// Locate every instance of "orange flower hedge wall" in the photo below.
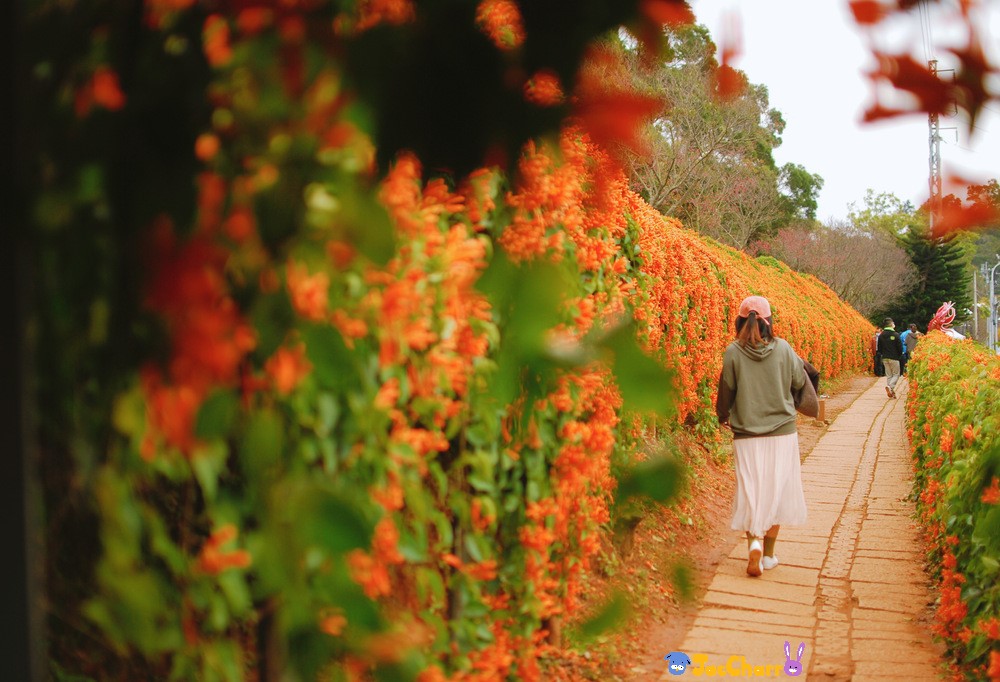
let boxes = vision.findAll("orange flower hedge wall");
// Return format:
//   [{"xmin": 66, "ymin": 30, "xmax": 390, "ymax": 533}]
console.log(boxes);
[
  {"xmin": 906, "ymin": 332, "xmax": 1000, "ymax": 681},
  {"xmin": 30, "ymin": 2, "xmax": 873, "ymax": 680}
]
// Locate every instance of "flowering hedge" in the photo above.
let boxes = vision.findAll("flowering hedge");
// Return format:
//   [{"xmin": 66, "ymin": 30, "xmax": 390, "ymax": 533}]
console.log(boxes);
[
  {"xmin": 906, "ymin": 332, "xmax": 1000, "ymax": 681},
  {"xmin": 29, "ymin": 2, "xmax": 874, "ymax": 681}
]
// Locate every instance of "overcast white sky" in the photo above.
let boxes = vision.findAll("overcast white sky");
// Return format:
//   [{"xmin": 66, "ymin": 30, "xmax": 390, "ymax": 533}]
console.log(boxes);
[{"xmin": 691, "ymin": 0, "xmax": 1000, "ymax": 223}]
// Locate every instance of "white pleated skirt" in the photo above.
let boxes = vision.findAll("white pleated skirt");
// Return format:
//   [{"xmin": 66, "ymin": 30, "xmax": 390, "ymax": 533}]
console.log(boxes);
[{"xmin": 730, "ymin": 432, "xmax": 808, "ymax": 538}]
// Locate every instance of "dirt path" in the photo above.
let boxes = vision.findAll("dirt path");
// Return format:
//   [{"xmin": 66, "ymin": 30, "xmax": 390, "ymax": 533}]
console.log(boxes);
[
  {"xmin": 617, "ymin": 375, "xmax": 876, "ymax": 680},
  {"xmin": 646, "ymin": 376, "xmax": 946, "ymax": 681}
]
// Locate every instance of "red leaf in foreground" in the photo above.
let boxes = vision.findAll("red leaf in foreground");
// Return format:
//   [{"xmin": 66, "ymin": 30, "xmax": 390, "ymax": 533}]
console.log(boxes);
[
  {"xmin": 861, "ymin": 101, "xmax": 910, "ymax": 123},
  {"xmin": 849, "ymin": 0, "xmax": 888, "ymax": 25},
  {"xmin": 713, "ymin": 64, "xmax": 744, "ymax": 101},
  {"xmin": 932, "ymin": 201, "xmax": 1000, "ymax": 237},
  {"xmin": 573, "ymin": 48, "xmax": 663, "ymax": 162},
  {"xmin": 640, "ymin": 0, "xmax": 695, "ymax": 28},
  {"xmin": 948, "ymin": 36, "xmax": 996, "ymax": 129},
  {"xmin": 712, "ymin": 14, "xmax": 744, "ymax": 101},
  {"xmin": 868, "ymin": 52, "xmax": 953, "ymax": 114}
]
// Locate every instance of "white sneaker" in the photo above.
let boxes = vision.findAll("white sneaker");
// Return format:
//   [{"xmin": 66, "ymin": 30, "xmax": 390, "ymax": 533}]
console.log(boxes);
[
  {"xmin": 747, "ymin": 539, "xmax": 763, "ymax": 577},
  {"xmin": 762, "ymin": 555, "xmax": 779, "ymax": 570}
]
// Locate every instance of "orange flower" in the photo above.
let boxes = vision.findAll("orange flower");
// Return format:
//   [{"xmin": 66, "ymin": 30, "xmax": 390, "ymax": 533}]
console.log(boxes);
[
  {"xmin": 982, "ymin": 476, "xmax": 1000, "ymax": 505},
  {"xmin": 371, "ymin": 475, "xmax": 404, "ymax": 512},
  {"xmin": 347, "ymin": 518, "xmax": 403, "ymax": 599},
  {"xmin": 278, "ymin": 16, "xmax": 306, "ymax": 43},
  {"xmin": 236, "ymin": 7, "xmax": 273, "ymax": 35},
  {"xmin": 979, "ymin": 617, "xmax": 1000, "ymax": 640},
  {"xmin": 319, "ymin": 608, "xmax": 348, "ymax": 637},
  {"xmin": 92, "ymin": 66, "xmax": 126, "ymax": 111},
  {"xmin": 197, "ymin": 524, "xmax": 252, "ymax": 574},
  {"xmin": 265, "ymin": 343, "xmax": 311, "ymax": 395},
  {"xmin": 416, "ymin": 666, "xmax": 448, "ymax": 682},
  {"xmin": 331, "ymin": 310, "xmax": 369, "ymax": 341},
  {"xmin": 223, "ymin": 207, "xmax": 255, "ymax": 242},
  {"xmin": 203, "ymin": 15, "xmax": 233, "ymax": 67},
  {"xmin": 195, "ymin": 133, "xmax": 220, "ymax": 161},
  {"xmin": 347, "ymin": 550, "xmax": 392, "ymax": 598},
  {"xmin": 989, "ymin": 650, "xmax": 1000, "ymax": 680},
  {"xmin": 349, "ymin": 0, "xmax": 416, "ymax": 33},
  {"xmin": 196, "ymin": 172, "xmax": 226, "ymax": 233},
  {"xmin": 963, "ymin": 424, "xmax": 975, "ymax": 441},
  {"xmin": 465, "ymin": 559, "xmax": 498, "ymax": 581},
  {"xmin": 374, "ymin": 377, "xmax": 400, "ymax": 410},
  {"xmin": 327, "ymin": 240, "xmax": 356, "ymax": 268},
  {"xmin": 471, "ymin": 498, "xmax": 494, "ymax": 531},
  {"xmin": 286, "ymin": 261, "xmax": 329, "ymax": 321},
  {"xmin": 372, "ymin": 517, "xmax": 404, "ymax": 564},
  {"xmin": 75, "ymin": 66, "xmax": 127, "ymax": 116},
  {"xmin": 145, "ymin": 0, "xmax": 196, "ymax": 28},
  {"xmin": 476, "ymin": 0, "xmax": 525, "ymax": 50},
  {"xmin": 524, "ymin": 70, "xmax": 564, "ymax": 107},
  {"xmin": 939, "ymin": 429, "xmax": 954, "ymax": 455},
  {"xmin": 142, "ymin": 374, "xmax": 201, "ymax": 455}
]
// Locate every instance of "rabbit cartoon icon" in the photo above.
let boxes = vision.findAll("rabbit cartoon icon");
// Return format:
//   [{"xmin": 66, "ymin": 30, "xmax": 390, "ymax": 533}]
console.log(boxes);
[{"xmin": 783, "ymin": 641, "xmax": 805, "ymax": 676}]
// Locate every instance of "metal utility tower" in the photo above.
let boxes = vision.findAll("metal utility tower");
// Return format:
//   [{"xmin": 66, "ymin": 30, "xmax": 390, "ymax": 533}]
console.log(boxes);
[{"xmin": 928, "ymin": 59, "xmax": 942, "ymax": 233}]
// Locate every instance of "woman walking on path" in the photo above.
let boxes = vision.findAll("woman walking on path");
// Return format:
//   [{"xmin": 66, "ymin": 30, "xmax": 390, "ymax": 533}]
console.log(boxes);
[
  {"xmin": 876, "ymin": 318, "xmax": 904, "ymax": 398},
  {"xmin": 715, "ymin": 296, "xmax": 811, "ymax": 577}
]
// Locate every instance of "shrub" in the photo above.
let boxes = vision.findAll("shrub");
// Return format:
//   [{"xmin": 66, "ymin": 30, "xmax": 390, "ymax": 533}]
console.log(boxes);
[{"xmin": 907, "ymin": 332, "xmax": 1000, "ymax": 681}]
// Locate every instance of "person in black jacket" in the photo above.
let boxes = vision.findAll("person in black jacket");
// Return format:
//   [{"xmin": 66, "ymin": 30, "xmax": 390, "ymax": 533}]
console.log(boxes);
[{"xmin": 876, "ymin": 318, "xmax": 904, "ymax": 398}]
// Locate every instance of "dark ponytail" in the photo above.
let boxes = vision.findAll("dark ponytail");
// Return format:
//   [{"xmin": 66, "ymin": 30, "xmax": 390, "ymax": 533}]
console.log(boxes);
[{"xmin": 736, "ymin": 312, "xmax": 773, "ymax": 347}]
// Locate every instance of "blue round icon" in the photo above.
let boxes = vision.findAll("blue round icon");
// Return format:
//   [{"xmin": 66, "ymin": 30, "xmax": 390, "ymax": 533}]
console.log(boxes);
[{"xmin": 663, "ymin": 651, "xmax": 691, "ymax": 676}]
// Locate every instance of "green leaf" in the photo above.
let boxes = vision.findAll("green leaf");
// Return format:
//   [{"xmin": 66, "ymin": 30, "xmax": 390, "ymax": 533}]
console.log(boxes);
[
  {"xmin": 574, "ymin": 590, "xmax": 631, "ymax": 642},
  {"xmin": 191, "ymin": 441, "xmax": 229, "ymax": 503},
  {"xmin": 217, "ymin": 570, "xmax": 252, "ymax": 618},
  {"xmin": 302, "ymin": 324, "xmax": 358, "ymax": 390},
  {"xmin": 616, "ymin": 456, "xmax": 684, "ymax": 505},
  {"xmin": 250, "ymin": 292, "xmax": 295, "ymax": 361},
  {"xmin": 973, "ymin": 507, "xmax": 1000, "ymax": 551},
  {"xmin": 338, "ymin": 186, "xmax": 396, "ymax": 265},
  {"xmin": 315, "ymin": 392, "xmax": 340, "ymax": 437},
  {"xmin": 112, "ymin": 385, "xmax": 147, "ymax": 440},
  {"xmin": 77, "ymin": 164, "xmax": 105, "ymax": 203},
  {"xmin": 463, "ymin": 534, "xmax": 485, "ymax": 563},
  {"xmin": 195, "ymin": 390, "xmax": 240, "ymax": 440},
  {"xmin": 292, "ymin": 486, "xmax": 373, "ymax": 554},
  {"xmin": 598, "ymin": 321, "xmax": 675, "ymax": 416},
  {"xmin": 477, "ymin": 253, "xmax": 572, "ymax": 405},
  {"xmin": 671, "ymin": 560, "xmax": 695, "ymax": 602},
  {"xmin": 241, "ymin": 409, "xmax": 285, "ymax": 482}
]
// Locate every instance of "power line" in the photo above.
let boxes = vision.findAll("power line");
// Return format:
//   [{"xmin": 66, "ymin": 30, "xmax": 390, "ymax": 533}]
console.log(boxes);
[
  {"xmin": 941, "ymin": 138, "xmax": 979, "ymax": 154},
  {"xmin": 918, "ymin": 0, "xmax": 935, "ymax": 63}
]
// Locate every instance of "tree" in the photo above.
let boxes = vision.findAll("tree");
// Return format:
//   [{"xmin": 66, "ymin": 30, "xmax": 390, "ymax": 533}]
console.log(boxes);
[
  {"xmin": 967, "ymin": 180, "xmax": 1000, "ymax": 268},
  {"xmin": 847, "ymin": 189, "xmax": 915, "ymax": 238},
  {"xmin": 766, "ymin": 219, "xmax": 916, "ymax": 317},
  {"xmin": 618, "ymin": 24, "xmax": 822, "ymax": 250},
  {"xmin": 778, "ymin": 163, "xmax": 824, "ymax": 221},
  {"xmin": 880, "ymin": 225, "xmax": 973, "ymax": 329}
]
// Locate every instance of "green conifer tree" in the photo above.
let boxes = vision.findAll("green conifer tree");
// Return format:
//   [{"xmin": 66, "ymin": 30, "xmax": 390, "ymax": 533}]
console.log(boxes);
[{"xmin": 880, "ymin": 225, "xmax": 972, "ymax": 330}]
